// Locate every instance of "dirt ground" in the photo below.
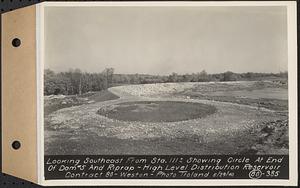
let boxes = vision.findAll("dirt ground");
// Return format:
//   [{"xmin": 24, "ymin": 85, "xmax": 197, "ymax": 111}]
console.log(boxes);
[{"xmin": 44, "ymin": 80, "xmax": 288, "ymax": 155}]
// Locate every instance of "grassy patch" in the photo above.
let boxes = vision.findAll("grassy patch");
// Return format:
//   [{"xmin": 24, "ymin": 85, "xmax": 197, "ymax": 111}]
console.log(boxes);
[
  {"xmin": 188, "ymin": 94, "xmax": 288, "ymax": 112},
  {"xmin": 44, "ymin": 96, "xmax": 86, "ymax": 115},
  {"xmin": 97, "ymin": 101, "xmax": 217, "ymax": 122},
  {"xmin": 175, "ymin": 81, "xmax": 288, "ymax": 111},
  {"xmin": 87, "ymin": 90, "xmax": 119, "ymax": 102},
  {"xmin": 44, "ymin": 90, "xmax": 119, "ymax": 115}
]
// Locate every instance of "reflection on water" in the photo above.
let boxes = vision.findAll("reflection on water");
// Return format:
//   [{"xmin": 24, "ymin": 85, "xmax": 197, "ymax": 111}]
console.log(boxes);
[{"xmin": 209, "ymin": 88, "xmax": 288, "ymax": 100}]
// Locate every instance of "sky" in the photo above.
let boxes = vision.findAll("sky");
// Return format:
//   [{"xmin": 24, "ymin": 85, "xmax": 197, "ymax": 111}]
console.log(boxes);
[{"xmin": 44, "ymin": 6, "xmax": 287, "ymax": 75}]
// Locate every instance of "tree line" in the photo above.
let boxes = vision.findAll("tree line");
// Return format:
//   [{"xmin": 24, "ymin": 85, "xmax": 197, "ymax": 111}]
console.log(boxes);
[
  {"xmin": 44, "ymin": 68, "xmax": 288, "ymax": 96},
  {"xmin": 44, "ymin": 68, "xmax": 114, "ymax": 95}
]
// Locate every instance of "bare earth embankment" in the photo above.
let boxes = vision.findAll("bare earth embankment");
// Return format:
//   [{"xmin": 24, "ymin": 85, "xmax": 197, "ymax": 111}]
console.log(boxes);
[{"xmin": 44, "ymin": 81, "xmax": 288, "ymax": 155}]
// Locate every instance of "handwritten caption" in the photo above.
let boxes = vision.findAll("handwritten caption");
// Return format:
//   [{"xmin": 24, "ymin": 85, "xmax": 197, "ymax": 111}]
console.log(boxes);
[{"xmin": 44, "ymin": 155, "xmax": 288, "ymax": 179}]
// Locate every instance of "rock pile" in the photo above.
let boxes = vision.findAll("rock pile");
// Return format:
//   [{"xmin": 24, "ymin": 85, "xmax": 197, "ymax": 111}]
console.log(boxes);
[
  {"xmin": 241, "ymin": 119, "xmax": 288, "ymax": 154},
  {"xmin": 114, "ymin": 83, "xmax": 196, "ymax": 97}
]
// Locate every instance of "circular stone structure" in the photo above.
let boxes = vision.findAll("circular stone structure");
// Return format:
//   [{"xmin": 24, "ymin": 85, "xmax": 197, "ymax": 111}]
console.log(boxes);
[{"xmin": 97, "ymin": 101, "xmax": 217, "ymax": 122}]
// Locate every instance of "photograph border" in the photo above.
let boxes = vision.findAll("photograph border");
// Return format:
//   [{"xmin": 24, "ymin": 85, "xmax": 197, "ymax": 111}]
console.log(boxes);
[{"xmin": 37, "ymin": 1, "xmax": 297, "ymax": 186}]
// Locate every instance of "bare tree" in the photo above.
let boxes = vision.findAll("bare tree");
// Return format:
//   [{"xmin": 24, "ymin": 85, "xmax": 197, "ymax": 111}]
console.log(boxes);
[{"xmin": 103, "ymin": 68, "xmax": 114, "ymax": 89}]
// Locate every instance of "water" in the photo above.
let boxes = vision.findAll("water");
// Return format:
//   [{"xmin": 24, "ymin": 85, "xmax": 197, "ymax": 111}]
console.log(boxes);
[{"xmin": 209, "ymin": 88, "xmax": 288, "ymax": 100}]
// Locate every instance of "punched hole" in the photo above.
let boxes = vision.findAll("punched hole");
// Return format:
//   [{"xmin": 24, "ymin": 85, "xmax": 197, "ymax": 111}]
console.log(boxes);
[
  {"xmin": 12, "ymin": 38, "xmax": 21, "ymax": 47},
  {"xmin": 12, "ymin": 140, "xmax": 21, "ymax": 150}
]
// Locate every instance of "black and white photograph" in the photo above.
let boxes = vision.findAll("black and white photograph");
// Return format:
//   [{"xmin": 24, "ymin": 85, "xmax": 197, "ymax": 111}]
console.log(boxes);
[
  {"xmin": 39, "ymin": 1, "xmax": 297, "ymax": 185},
  {"xmin": 44, "ymin": 5, "xmax": 289, "ymax": 156},
  {"xmin": 1, "ymin": 1, "xmax": 298, "ymax": 186}
]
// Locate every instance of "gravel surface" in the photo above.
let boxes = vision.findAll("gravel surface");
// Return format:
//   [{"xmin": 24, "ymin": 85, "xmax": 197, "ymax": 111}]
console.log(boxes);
[{"xmin": 44, "ymin": 81, "xmax": 288, "ymax": 155}]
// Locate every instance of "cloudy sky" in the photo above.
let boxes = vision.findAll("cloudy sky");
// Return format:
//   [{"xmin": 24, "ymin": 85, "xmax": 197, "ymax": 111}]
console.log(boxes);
[{"xmin": 44, "ymin": 6, "xmax": 287, "ymax": 75}]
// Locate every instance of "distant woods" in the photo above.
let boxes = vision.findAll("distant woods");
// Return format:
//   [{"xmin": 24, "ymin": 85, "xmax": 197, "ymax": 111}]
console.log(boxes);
[
  {"xmin": 44, "ymin": 68, "xmax": 288, "ymax": 96},
  {"xmin": 44, "ymin": 68, "xmax": 114, "ymax": 95}
]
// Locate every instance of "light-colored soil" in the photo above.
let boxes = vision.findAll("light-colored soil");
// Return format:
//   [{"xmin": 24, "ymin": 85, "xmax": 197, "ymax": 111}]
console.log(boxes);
[{"xmin": 44, "ymin": 81, "xmax": 288, "ymax": 155}]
